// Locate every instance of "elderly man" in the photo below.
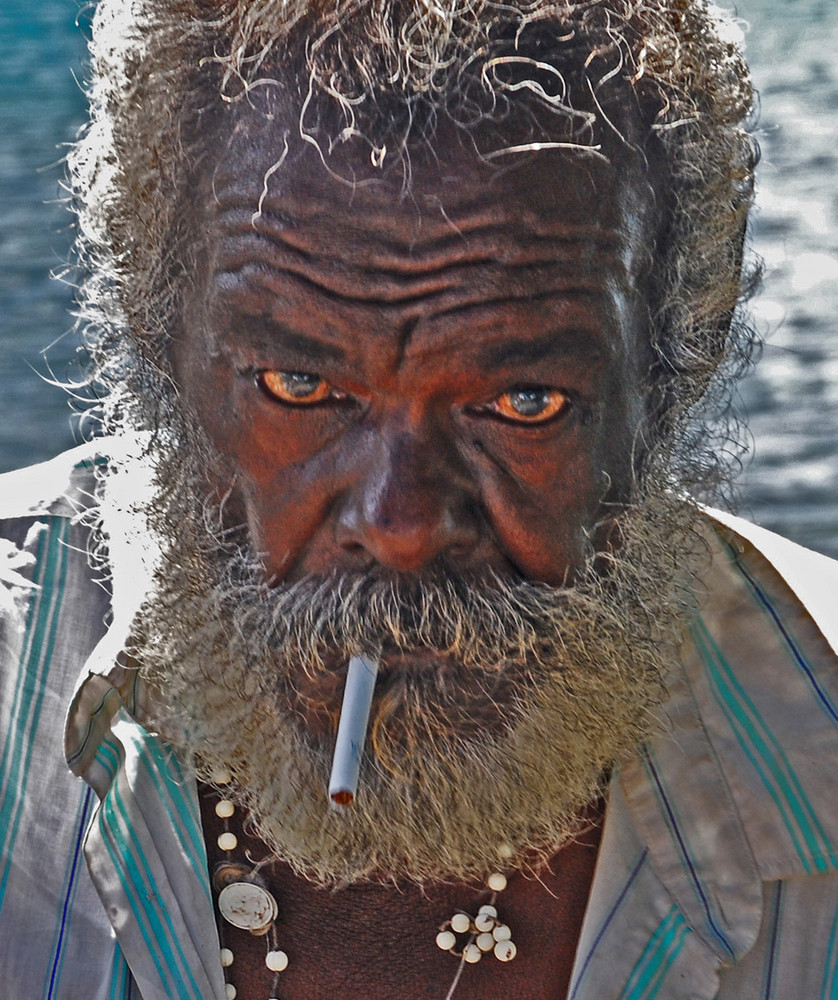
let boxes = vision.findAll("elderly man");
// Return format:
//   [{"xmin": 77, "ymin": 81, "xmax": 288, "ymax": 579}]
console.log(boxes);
[{"xmin": 1, "ymin": 0, "xmax": 837, "ymax": 998}]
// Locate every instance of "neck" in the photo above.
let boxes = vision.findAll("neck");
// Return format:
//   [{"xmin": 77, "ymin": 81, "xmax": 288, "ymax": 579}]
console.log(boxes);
[{"xmin": 199, "ymin": 783, "xmax": 604, "ymax": 1000}]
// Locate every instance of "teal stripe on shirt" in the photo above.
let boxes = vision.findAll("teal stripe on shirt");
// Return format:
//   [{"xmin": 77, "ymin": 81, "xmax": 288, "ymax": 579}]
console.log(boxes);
[
  {"xmin": 94, "ymin": 736, "xmax": 175, "ymax": 992},
  {"xmin": 122, "ymin": 726, "xmax": 211, "ymax": 907},
  {"xmin": 99, "ymin": 768, "xmax": 205, "ymax": 999},
  {"xmin": 623, "ymin": 907, "xmax": 690, "ymax": 1000},
  {"xmin": 108, "ymin": 946, "xmax": 133, "ymax": 1000},
  {"xmin": 820, "ymin": 894, "xmax": 838, "ymax": 1000},
  {"xmin": 0, "ymin": 518, "xmax": 68, "ymax": 908},
  {"xmin": 693, "ymin": 615, "xmax": 835, "ymax": 872},
  {"xmin": 95, "ymin": 736, "xmax": 122, "ymax": 783}
]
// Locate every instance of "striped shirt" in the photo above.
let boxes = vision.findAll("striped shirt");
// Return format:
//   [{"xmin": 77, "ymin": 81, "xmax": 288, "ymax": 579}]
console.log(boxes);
[{"xmin": 1, "ymin": 444, "xmax": 837, "ymax": 999}]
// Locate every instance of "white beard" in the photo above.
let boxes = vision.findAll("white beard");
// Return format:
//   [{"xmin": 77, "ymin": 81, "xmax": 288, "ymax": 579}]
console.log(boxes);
[{"xmin": 119, "ymin": 440, "xmax": 694, "ymax": 886}]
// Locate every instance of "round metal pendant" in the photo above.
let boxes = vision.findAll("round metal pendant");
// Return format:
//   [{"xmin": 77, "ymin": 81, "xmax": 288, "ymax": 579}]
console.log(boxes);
[{"xmin": 218, "ymin": 882, "xmax": 278, "ymax": 933}]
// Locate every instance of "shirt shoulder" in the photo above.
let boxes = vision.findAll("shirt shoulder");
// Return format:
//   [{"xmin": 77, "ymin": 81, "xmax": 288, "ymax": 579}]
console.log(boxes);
[
  {"xmin": 607, "ymin": 510, "xmax": 838, "ymax": 989},
  {"xmin": 0, "ymin": 445, "xmax": 120, "ymax": 992},
  {"xmin": 0, "ymin": 441, "xmax": 110, "ymax": 523},
  {"xmin": 703, "ymin": 507, "xmax": 838, "ymax": 659},
  {"xmin": 644, "ymin": 508, "xmax": 838, "ymax": 883}
]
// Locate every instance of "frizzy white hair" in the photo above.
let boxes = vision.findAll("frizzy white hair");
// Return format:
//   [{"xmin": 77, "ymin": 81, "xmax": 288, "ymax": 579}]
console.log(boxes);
[{"xmin": 70, "ymin": 0, "xmax": 759, "ymax": 500}]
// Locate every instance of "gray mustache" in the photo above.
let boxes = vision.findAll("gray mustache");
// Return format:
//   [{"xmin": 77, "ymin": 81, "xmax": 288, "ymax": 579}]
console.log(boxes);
[{"xmin": 217, "ymin": 566, "xmax": 597, "ymax": 671}]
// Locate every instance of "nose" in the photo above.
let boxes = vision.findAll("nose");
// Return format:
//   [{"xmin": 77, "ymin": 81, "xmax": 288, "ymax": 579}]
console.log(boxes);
[{"xmin": 335, "ymin": 428, "xmax": 480, "ymax": 573}]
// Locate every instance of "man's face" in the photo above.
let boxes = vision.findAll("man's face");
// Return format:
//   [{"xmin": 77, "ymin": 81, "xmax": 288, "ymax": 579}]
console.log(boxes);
[
  {"xmin": 148, "ymin": 114, "xmax": 680, "ymax": 882},
  {"xmin": 173, "ymin": 118, "xmax": 657, "ymax": 592}
]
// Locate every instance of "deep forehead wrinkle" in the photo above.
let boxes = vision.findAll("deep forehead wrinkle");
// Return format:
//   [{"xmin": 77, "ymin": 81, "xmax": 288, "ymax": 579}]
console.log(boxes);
[
  {"xmin": 215, "ymin": 193, "xmax": 623, "ymax": 268},
  {"xmin": 213, "ymin": 217, "xmax": 627, "ymax": 317},
  {"xmin": 217, "ymin": 253, "xmax": 620, "ymax": 327},
  {"xmin": 207, "ymin": 147, "xmax": 647, "ymax": 368}
]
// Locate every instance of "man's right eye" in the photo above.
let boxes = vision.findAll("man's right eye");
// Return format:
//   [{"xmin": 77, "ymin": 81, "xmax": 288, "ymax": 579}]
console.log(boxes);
[{"xmin": 256, "ymin": 370, "xmax": 335, "ymax": 406}]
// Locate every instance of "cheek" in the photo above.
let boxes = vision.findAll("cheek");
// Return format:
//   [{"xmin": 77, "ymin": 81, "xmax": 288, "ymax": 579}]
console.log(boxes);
[
  {"xmin": 206, "ymin": 382, "xmax": 370, "ymax": 576},
  {"xmin": 175, "ymin": 360, "xmax": 241, "ymax": 490},
  {"xmin": 174, "ymin": 363, "xmax": 320, "ymax": 560},
  {"xmin": 186, "ymin": 360, "xmax": 333, "ymax": 478},
  {"xmin": 478, "ymin": 461, "xmax": 605, "ymax": 583},
  {"xmin": 466, "ymin": 418, "xmax": 628, "ymax": 584}
]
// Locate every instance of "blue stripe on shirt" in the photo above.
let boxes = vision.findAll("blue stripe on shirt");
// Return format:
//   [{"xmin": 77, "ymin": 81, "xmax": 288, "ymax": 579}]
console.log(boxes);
[
  {"xmin": 760, "ymin": 880, "xmax": 783, "ymax": 1000},
  {"xmin": 569, "ymin": 849, "xmax": 649, "ymax": 999},
  {"xmin": 44, "ymin": 783, "xmax": 96, "ymax": 1000},
  {"xmin": 642, "ymin": 751, "xmax": 734, "ymax": 960},
  {"xmin": 723, "ymin": 539, "xmax": 838, "ymax": 727}
]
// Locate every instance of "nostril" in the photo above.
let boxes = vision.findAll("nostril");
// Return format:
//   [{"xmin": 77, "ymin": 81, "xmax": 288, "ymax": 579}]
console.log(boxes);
[
  {"xmin": 336, "ymin": 532, "xmax": 372, "ymax": 557},
  {"xmin": 334, "ymin": 537, "xmax": 376, "ymax": 574}
]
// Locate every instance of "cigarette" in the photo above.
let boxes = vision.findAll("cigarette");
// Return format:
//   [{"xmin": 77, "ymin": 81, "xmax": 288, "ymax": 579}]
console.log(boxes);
[{"xmin": 328, "ymin": 653, "xmax": 380, "ymax": 807}]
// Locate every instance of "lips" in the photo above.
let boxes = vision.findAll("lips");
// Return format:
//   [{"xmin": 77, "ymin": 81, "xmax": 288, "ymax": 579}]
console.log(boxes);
[
  {"xmin": 314, "ymin": 645, "xmax": 468, "ymax": 679},
  {"xmin": 287, "ymin": 645, "xmax": 518, "ymax": 739},
  {"xmin": 293, "ymin": 646, "xmax": 463, "ymax": 710},
  {"xmin": 378, "ymin": 646, "xmax": 463, "ymax": 675}
]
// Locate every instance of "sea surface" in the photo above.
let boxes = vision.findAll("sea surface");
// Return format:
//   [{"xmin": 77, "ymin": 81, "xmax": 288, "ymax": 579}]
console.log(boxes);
[{"xmin": 0, "ymin": 1, "xmax": 836, "ymax": 556}]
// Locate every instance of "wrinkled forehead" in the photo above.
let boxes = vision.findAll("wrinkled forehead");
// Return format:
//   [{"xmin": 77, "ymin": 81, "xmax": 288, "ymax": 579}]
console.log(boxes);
[
  {"xmin": 200, "ymin": 97, "xmax": 661, "ymax": 273},
  {"xmin": 184, "ymin": 109, "xmax": 661, "ymax": 387}
]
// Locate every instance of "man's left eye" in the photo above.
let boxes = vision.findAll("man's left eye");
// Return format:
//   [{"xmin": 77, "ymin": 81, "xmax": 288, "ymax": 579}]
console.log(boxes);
[
  {"xmin": 490, "ymin": 387, "xmax": 570, "ymax": 424},
  {"xmin": 257, "ymin": 370, "xmax": 334, "ymax": 405}
]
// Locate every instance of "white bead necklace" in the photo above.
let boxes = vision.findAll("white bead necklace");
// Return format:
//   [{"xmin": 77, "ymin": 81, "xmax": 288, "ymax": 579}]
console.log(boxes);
[
  {"xmin": 434, "ymin": 869, "xmax": 517, "ymax": 1000},
  {"xmin": 210, "ymin": 767, "xmax": 289, "ymax": 1000},
  {"xmin": 207, "ymin": 767, "xmax": 517, "ymax": 1000}
]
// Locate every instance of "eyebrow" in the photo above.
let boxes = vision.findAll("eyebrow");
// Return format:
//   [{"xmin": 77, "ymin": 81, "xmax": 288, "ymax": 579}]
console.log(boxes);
[
  {"xmin": 229, "ymin": 319, "xmax": 347, "ymax": 365},
  {"xmin": 477, "ymin": 331, "xmax": 606, "ymax": 370}
]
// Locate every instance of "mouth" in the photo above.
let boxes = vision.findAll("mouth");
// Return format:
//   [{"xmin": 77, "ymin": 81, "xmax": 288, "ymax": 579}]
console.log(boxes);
[{"xmin": 287, "ymin": 645, "xmax": 523, "ymax": 740}]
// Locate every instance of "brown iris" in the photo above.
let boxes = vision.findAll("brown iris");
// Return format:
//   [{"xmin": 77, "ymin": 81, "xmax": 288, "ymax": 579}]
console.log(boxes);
[
  {"xmin": 491, "ymin": 387, "xmax": 569, "ymax": 424},
  {"xmin": 258, "ymin": 370, "xmax": 332, "ymax": 405}
]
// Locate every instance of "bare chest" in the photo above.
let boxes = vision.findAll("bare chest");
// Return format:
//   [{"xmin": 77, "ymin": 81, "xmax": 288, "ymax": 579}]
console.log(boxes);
[{"xmin": 200, "ymin": 786, "xmax": 601, "ymax": 1000}]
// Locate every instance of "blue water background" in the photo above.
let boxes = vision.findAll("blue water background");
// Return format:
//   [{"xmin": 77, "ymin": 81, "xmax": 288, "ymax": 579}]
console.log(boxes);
[{"xmin": 1, "ymin": 1, "xmax": 836, "ymax": 556}]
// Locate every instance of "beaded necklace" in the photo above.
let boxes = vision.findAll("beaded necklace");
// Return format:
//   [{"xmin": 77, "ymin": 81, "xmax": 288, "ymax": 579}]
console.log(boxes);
[
  {"xmin": 208, "ymin": 768, "xmax": 288, "ymax": 1000},
  {"xmin": 204, "ymin": 769, "xmax": 518, "ymax": 1000}
]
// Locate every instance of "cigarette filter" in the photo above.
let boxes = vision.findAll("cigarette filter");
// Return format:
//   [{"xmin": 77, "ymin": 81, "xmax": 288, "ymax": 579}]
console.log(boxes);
[{"xmin": 328, "ymin": 653, "xmax": 380, "ymax": 807}]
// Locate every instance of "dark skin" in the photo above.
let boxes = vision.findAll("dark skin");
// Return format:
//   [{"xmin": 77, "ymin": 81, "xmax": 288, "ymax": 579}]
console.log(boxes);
[
  {"xmin": 172, "ymin": 114, "xmax": 659, "ymax": 998},
  {"xmin": 200, "ymin": 785, "xmax": 604, "ymax": 1000}
]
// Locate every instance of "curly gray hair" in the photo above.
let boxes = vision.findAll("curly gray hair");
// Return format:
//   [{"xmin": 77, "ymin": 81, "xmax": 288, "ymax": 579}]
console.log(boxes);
[{"xmin": 70, "ymin": 0, "xmax": 759, "ymax": 499}]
